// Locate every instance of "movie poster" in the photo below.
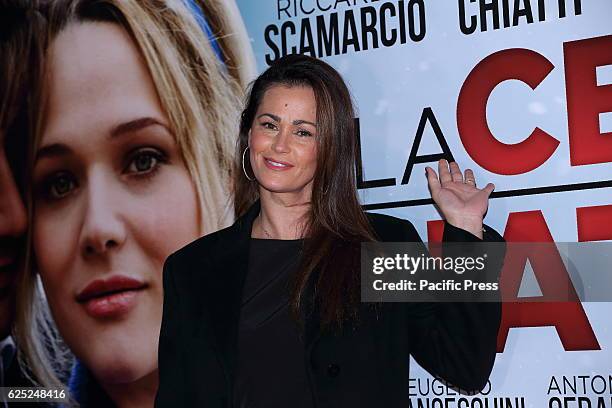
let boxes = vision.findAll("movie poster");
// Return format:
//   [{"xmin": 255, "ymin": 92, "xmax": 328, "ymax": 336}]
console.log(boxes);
[
  {"xmin": 1, "ymin": 0, "xmax": 610, "ymax": 406},
  {"xmin": 233, "ymin": 1, "xmax": 612, "ymax": 406}
]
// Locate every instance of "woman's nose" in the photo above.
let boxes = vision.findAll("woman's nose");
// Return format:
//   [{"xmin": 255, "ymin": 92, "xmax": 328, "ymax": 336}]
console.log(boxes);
[
  {"xmin": 271, "ymin": 127, "xmax": 291, "ymax": 153},
  {"xmin": 79, "ymin": 172, "xmax": 127, "ymax": 258}
]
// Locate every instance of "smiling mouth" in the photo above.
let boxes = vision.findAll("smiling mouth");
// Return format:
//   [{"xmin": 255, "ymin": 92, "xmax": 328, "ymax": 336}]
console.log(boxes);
[
  {"xmin": 0, "ymin": 250, "xmax": 18, "ymax": 293},
  {"xmin": 264, "ymin": 158, "xmax": 293, "ymax": 168}
]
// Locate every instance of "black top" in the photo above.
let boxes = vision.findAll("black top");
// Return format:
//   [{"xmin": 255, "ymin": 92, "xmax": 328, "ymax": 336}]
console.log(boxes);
[{"xmin": 233, "ymin": 238, "xmax": 314, "ymax": 408}]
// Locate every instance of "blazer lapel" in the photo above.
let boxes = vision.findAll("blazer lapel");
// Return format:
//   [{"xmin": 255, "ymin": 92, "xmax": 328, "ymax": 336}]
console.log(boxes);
[
  {"xmin": 201, "ymin": 201, "xmax": 261, "ymax": 380},
  {"xmin": 301, "ymin": 265, "xmax": 324, "ymax": 350}
]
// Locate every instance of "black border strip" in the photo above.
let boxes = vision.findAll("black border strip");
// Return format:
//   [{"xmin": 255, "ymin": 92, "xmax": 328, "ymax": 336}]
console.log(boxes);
[{"xmin": 362, "ymin": 179, "xmax": 612, "ymax": 210}]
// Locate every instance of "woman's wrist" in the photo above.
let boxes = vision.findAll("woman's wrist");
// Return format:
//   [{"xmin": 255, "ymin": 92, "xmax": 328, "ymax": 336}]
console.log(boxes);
[{"xmin": 445, "ymin": 215, "xmax": 484, "ymax": 239}]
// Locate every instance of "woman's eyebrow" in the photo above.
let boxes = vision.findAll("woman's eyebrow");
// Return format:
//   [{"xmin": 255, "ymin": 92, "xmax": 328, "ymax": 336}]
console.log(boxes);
[
  {"xmin": 257, "ymin": 113, "xmax": 316, "ymax": 127},
  {"xmin": 257, "ymin": 113, "xmax": 280, "ymax": 122},
  {"xmin": 36, "ymin": 117, "xmax": 171, "ymax": 162},
  {"xmin": 35, "ymin": 143, "xmax": 72, "ymax": 162},
  {"xmin": 292, "ymin": 119, "xmax": 316, "ymax": 127},
  {"xmin": 109, "ymin": 117, "xmax": 170, "ymax": 139}
]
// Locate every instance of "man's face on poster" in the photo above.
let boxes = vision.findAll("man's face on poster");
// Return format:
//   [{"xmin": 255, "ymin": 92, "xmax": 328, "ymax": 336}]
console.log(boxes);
[{"xmin": 0, "ymin": 129, "xmax": 27, "ymax": 339}]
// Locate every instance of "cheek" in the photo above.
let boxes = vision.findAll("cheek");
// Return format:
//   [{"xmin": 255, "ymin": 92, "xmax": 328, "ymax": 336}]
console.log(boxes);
[
  {"xmin": 33, "ymin": 204, "xmax": 87, "ymax": 332},
  {"xmin": 33, "ymin": 205, "xmax": 80, "ymax": 287},
  {"xmin": 130, "ymin": 168, "xmax": 201, "ymax": 263},
  {"xmin": 300, "ymin": 144, "xmax": 318, "ymax": 175},
  {"xmin": 249, "ymin": 129, "xmax": 269, "ymax": 152},
  {"xmin": 33, "ymin": 214, "xmax": 78, "ymax": 341}
]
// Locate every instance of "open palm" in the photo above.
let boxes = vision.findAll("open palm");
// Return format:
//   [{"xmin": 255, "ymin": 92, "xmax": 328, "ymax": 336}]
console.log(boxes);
[{"xmin": 425, "ymin": 159, "xmax": 494, "ymax": 232}]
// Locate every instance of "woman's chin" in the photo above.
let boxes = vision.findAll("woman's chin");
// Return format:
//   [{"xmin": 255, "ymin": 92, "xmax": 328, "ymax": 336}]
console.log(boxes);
[
  {"xmin": 258, "ymin": 180, "xmax": 310, "ymax": 196},
  {"xmin": 81, "ymin": 343, "xmax": 157, "ymax": 385},
  {"xmin": 91, "ymin": 359, "xmax": 153, "ymax": 385}
]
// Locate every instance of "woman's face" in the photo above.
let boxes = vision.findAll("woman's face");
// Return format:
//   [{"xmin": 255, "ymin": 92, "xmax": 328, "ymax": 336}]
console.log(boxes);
[
  {"xmin": 32, "ymin": 22, "xmax": 200, "ymax": 384},
  {"xmin": 249, "ymin": 85, "xmax": 318, "ymax": 199}
]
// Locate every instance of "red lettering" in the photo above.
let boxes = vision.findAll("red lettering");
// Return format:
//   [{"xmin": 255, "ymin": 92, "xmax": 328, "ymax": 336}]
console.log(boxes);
[
  {"xmin": 457, "ymin": 49, "xmax": 560, "ymax": 175},
  {"xmin": 497, "ymin": 211, "xmax": 600, "ymax": 352},
  {"xmin": 564, "ymin": 35, "xmax": 612, "ymax": 166},
  {"xmin": 426, "ymin": 219, "xmax": 444, "ymax": 257},
  {"xmin": 577, "ymin": 204, "xmax": 612, "ymax": 242},
  {"xmin": 426, "ymin": 219, "xmax": 444, "ymax": 243}
]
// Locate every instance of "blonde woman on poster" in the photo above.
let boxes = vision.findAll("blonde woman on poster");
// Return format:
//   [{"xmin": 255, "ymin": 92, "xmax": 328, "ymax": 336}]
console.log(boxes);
[{"xmin": 14, "ymin": 0, "xmax": 254, "ymax": 406}]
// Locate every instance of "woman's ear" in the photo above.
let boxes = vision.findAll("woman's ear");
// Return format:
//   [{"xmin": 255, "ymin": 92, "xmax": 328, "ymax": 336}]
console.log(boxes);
[{"xmin": 248, "ymin": 128, "xmax": 251, "ymax": 146}]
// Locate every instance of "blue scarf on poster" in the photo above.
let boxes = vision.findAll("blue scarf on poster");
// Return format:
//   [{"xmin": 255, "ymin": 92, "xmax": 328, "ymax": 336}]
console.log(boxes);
[
  {"xmin": 184, "ymin": 0, "xmax": 225, "ymax": 63},
  {"xmin": 66, "ymin": 360, "xmax": 114, "ymax": 408}
]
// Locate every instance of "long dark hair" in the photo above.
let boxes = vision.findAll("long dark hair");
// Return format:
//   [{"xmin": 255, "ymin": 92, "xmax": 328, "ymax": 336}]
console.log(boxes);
[
  {"xmin": 234, "ymin": 54, "xmax": 377, "ymax": 327},
  {"xmin": 0, "ymin": 0, "xmax": 46, "ymax": 194}
]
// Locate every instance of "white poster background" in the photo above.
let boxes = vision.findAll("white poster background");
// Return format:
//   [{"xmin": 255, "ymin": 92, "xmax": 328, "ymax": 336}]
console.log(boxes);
[{"xmin": 236, "ymin": 1, "xmax": 612, "ymax": 405}]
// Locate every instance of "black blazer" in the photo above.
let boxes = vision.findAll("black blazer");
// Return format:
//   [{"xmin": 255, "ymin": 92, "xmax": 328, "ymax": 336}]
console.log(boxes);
[{"xmin": 155, "ymin": 202, "xmax": 504, "ymax": 408}]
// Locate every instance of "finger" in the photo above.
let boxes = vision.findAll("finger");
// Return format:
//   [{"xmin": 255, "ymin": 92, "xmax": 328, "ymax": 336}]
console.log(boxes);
[
  {"xmin": 425, "ymin": 167, "xmax": 441, "ymax": 194},
  {"xmin": 438, "ymin": 159, "xmax": 452, "ymax": 184},
  {"xmin": 481, "ymin": 183, "xmax": 495, "ymax": 196},
  {"xmin": 449, "ymin": 161, "xmax": 463, "ymax": 183},
  {"xmin": 464, "ymin": 169, "xmax": 476, "ymax": 186}
]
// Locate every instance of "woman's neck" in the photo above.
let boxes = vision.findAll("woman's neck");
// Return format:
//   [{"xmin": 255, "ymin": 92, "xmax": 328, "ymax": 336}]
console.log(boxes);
[
  {"xmin": 100, "ymin": 369, "xmax": 158, "ymax": 408},
  {"xmin": 255, "ymin": 189, "xmax": 311, "ymax": 239}
]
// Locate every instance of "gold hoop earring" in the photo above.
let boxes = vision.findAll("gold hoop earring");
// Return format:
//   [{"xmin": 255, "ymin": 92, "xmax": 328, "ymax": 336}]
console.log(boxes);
[{"xmin": 242, "ymin": 146, "xmax": 255, "ymax": 181}]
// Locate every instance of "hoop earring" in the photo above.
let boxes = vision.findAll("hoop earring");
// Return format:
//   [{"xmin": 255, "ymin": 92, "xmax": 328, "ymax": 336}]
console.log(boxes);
[{"xmin": 242, "ymin": 146, "xmax": 255, "ymax": 181}]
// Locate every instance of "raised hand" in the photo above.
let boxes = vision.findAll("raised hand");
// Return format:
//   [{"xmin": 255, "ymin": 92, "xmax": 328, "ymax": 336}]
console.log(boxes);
[{"xmin": 425, "ymin": 159, "xmax": 495, "ymax": 238}]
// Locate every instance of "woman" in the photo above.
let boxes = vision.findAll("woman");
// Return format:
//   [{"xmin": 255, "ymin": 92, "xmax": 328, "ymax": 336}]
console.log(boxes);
[
  {"xmin": 14, "ymin": 0, "xmax": 254, "ymax": 406},
  {"xmin": 156, "ymin": 54, "xmax": 504, "ymax": 407}
]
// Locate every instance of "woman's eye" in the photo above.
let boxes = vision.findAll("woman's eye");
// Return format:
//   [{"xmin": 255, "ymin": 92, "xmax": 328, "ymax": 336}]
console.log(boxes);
[
  {"xmin": 296, "ymin": 129, "xmax": 313, "ymax": 137},
  {"xmin": 126, "ymin": 149, "xmax": 166, "ymax": 175},
  {"xmin": 262, "ymin": 122, "xmax": 277, "ymax": 130},
  {"xmin": 44, "ymin": 172, "xmax": 76, "ymax": 200}
]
